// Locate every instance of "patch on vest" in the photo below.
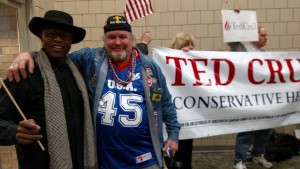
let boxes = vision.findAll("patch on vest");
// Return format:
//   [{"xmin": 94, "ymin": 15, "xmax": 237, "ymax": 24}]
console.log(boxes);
[{"xmin": 136, "ymin": 152, "xmax": 152, "ymax": 163}]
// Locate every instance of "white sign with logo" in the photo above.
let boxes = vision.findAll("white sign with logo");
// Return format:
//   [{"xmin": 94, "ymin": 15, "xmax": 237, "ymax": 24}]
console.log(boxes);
[{"xmin": 221, "ymin": 10, "xmax": 258, "ymax": 42}]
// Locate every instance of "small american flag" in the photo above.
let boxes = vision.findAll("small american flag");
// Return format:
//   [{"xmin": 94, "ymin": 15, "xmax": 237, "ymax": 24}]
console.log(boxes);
[
  {"xmin": 222, "ymin": 0, "xmax": 229, "ymax": 3},
  {"xmin": 124, "ymin": 0, "xmax": 154, "ymax": 22}
]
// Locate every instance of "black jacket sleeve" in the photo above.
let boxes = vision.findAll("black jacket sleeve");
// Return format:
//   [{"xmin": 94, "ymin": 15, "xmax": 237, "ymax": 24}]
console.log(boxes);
[
  {"xmin": 0, "ymin": 80, "xmax": 21, "ymax": 145},
  {"xmin": 135, "ymin": 43, "xmax": 149, "ymax": 55},
  {"xmin": 0, "ymin": 119, "xmax": 18, "ymax": 145}
]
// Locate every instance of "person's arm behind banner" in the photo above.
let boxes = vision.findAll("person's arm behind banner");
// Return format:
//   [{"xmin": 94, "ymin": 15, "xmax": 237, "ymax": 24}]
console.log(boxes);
[{"xmin": 228, "ymin": 42, "xmax": 247, "ymax": 52}]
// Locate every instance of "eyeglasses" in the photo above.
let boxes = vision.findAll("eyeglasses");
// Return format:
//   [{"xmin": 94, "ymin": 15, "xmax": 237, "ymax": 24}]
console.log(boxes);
[{"xmin": 42, "ymin": 30, "xmax": 72, "ymax": 41}]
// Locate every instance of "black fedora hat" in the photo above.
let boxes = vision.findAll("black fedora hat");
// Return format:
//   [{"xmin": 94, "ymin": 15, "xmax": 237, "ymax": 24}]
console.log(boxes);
[{"xmin": 28, "ymin": 10, "xmax": 86, "ymax": 44}]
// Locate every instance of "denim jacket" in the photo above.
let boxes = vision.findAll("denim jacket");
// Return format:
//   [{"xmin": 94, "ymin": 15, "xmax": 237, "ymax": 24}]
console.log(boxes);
[{"xmin": 69, "ymin": 47, "xmax": 180, "ymax": 168}]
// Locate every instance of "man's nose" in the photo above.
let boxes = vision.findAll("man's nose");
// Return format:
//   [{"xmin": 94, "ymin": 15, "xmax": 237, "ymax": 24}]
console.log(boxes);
[
  {"xmin": 53, "ymin": 35, "xmax": 64, "ymax": 41},
  {"xmin": 114, "ymin": 37, "xmax": 121, "ymax": 44}
]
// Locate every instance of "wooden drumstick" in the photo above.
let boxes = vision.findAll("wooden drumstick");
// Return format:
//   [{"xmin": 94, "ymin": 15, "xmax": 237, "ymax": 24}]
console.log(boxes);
[{"xmin": 0, "ymin": 78, "xmax": 45, "ymax": 151}]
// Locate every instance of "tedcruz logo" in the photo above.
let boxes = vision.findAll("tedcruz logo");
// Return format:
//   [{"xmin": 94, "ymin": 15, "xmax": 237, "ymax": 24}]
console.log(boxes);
[
  {"xmin": 224, "ymin": 20, "xmax": 231, "ymax": 31},
  {"xmin": 224, "ymin": 20, "xmax": 257, "ymax": 31}
]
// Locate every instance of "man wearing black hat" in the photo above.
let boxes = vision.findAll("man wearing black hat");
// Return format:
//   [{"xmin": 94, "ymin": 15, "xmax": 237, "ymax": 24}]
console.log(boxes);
[
  {"xmin": 70, "ymin": 15, "xmax": 180, "ymax": 169},
  {"xmin": 75, "ymin": 15, "xmax": 180, "ymax": 169},
  {"xmin": 6, "ymin": 15, "xmax": 180, "ymax": 169},
  {"xmin": 0, "ymin": 10, "xmax": 97, "ymax": 169}
]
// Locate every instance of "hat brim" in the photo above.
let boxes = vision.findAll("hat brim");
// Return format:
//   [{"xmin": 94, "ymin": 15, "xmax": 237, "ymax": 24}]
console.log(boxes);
[
  {"xmin": 28, "ymin": 17, "xmax": 86, "ymax": 44},
  {"xmin": 104, "ymin": 24, "xmax": 132, "ymax": 33}
]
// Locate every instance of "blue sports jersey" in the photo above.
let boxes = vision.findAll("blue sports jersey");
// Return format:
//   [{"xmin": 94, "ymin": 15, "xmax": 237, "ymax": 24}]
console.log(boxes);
[{"xmin": 96, "ymin": 56, "xmax": 157, "ymax": 169}]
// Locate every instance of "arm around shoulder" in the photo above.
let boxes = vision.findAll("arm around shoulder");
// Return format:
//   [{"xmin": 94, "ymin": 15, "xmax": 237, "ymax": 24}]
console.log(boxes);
[{"xmin": 6, "ymin": 52, "xmax": 36, "ymax": 82}]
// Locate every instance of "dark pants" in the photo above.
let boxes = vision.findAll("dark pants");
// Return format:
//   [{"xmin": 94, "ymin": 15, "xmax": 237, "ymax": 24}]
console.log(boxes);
[{"xmin": 174, "ymin": 139, "xmax": 193, "ymax": 169}]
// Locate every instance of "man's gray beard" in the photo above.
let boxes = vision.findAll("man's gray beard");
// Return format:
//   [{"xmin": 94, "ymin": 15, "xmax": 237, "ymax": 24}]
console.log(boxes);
[{"xmin": 109, "ymin": 51, "xmax": 128, "ymax": 62}]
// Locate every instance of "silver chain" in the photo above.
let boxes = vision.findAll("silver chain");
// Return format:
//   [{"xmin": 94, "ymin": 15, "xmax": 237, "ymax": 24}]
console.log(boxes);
[{"xmin": 107, "ymin": 51, "xmax": 136, "ymax": 86}]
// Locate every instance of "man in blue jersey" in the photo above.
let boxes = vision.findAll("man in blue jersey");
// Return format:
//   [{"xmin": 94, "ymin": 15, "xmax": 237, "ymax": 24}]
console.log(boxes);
[{"xmin": 7, "ymin": 15, "xmax": 180, "ymax": 169}]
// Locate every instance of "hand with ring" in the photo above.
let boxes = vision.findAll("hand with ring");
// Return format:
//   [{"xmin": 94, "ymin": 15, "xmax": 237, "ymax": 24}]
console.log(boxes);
[{"xmin": 6, "ymin": 52, "xmax": 35, "ymax": 82}]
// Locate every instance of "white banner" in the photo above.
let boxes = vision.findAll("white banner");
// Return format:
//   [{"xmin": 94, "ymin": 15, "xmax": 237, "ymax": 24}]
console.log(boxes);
[
  {"xmin": 221, "ymin": 10, "xmax": 258, "ymax": 42},
  {"xmin": 153, "ymin": 46, "xmax": 300, "ymax": 139}
]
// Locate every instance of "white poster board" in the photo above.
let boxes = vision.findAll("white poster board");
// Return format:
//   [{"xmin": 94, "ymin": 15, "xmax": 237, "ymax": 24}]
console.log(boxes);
[{"xmin": 221, "ymin": 10, "xmax": 258, "ymax": 42}]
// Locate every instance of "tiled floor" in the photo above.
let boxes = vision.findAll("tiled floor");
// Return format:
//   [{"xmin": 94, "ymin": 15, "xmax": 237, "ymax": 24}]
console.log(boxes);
[{"xmin": 192, "ymin": 150, "xmax": 299, "ymax": 169}]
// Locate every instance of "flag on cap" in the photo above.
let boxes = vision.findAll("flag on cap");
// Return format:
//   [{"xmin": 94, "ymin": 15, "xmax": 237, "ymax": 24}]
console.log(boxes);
[
  {"xmin": 124, "ymin": 0, "xmax": 154, "ymax": 22},
  {"xmin": 222, "ymin": 0, "xmax": 229, "ymax": 3}
]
